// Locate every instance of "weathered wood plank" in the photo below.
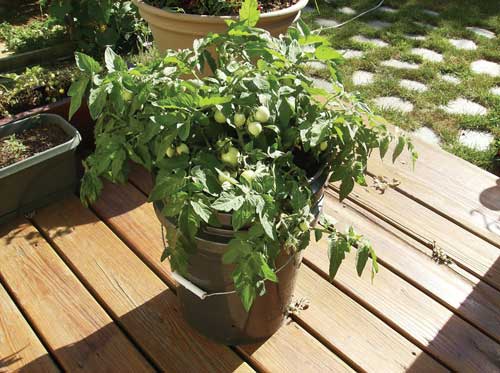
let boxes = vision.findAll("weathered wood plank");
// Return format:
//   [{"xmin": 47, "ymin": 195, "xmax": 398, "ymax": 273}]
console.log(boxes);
[
  {"xmin": 295, "ymin": 266, "xmax": 447, "ymax": 372},
  {"xmin": 368, "ymin": 134, "xmax": 500, "ymax": 246},
  {"xmin": 98, "ymin": 179, "xmax": 447, "ymax": 372},
  {"xmin": 33, "ymin": 197, "xmax": 253, "ymax": 373},
  {"xmin": 0, "ymin": 283, "xmax": 59, "ymax": 373},
  {"xmin": 0, "ymin": 220, "xmax": 153, "ymax": 373},
  {"xmin": 304, "ymin": 241, "xmax": 500, "ymax": 372},
  {"xmin": 240, "ymin": 322, "xmax": 354, "ymax": 373},
  {"xmin": 329, "ymin": 174, "xmax": 500, "ymax": 292},
  {"xmin": 323, "ymin": 190, "xmax": 500, "ymax": 343}
]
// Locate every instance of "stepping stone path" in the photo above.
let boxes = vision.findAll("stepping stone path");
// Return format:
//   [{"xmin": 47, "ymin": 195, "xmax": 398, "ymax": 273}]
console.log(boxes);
[
  {"xmin": 312, "ymin": 78, "xmax": 334, "ymax": 93},
  {"xmin": 459, "ymin": 130, "xmax": 494, "ymax": 151},
  {"xmin": 305, "ymin": 61, "xmax": 328, "ymax": 74},
  {"xmin": 315, "ymin": 18, "xmax": 339, "ymax": 27},
  {"xmin": 440, "ymin": 74, "xmax": 461, "ymax": 85},
  {"xmin": 411, "ymin": 48, "xmax": 443, "ymax": 63},
  {"xmin": 448, "ymin": 39, "xmax": 477, "ymax": 51},
  {"xmin": 339, "ymin": 7, "xmax": 356, "ymax": 15},
  {"xmin": 366, "ymin": 20, "xmax": 392, "ymax": 30},
  {"xmin": 373, "ymin": 97, "xmax": 414, "ymax": 113},
  {"xmin": 470, "ymin": 60, "xmax": 500, "ymax": 77},
  {"xmin": 414, "ymin": 22, "xmax": 437, "ymax": 30},
  {"xmin": 302, "ymin": 6, "xmax": 316, "ymax": 14},
  {"xmin": 351, "ymin": 35, "xmax": 389, "ymax": 47},
  {"xmin": 466, "ymin": 27, "xmax": 496, "ymax": 39},
  {"xmin": 381, "ymin": 59, "xmax": 420, "ymax": 70},
  {"xmin": 339, "ymin": 49, "xmax": 364, "ymax": 59},
  {"xmin": 352, "ymin": 71, "xmax": 374, "ymax": 86},
  {"xmin": 440, "ymin": 98, "xmax": 488, "ymax": 116},
  {"xmin": 405, "ymin": 34, "xmax": 426, "ymax": 41},
  {"xmin": 379, "ymin": 6, "xmax": 397, "ymax": 14},
  {"xmin": 399, "ymin": 79, "xmax": 428, "ymax": 92},
  {"xmin": 490, "ymin": 86, "xmax": 500, "ymax": 96},
  {"xmin": 413, "ymin": 127, "xmax": 441, "ymax": 146},
  {"xmin": 422, "ymin": 9, "xmax": 439, "ymax": 17},
  {"xmin": 306, "ymin": 7, "xmax": 499, "ymax": 161}
]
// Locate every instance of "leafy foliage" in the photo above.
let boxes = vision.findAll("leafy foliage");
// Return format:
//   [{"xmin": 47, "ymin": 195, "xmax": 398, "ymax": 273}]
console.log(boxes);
[
  {"xmin": 41, "ymin": 0, "xmax": 151, "ymax": 55},
  {"xmin": 143, "ymin": 0, "xmax": 305, "ymax": 15},
  {"xmin": 69, "ymin": 1, "xmax": 415, "ymax": 311},
  {"xmin": 0, "ymin": 18, "xmax": 66, "ymax": 53},
  {"xmin": 0, "ymin": 65, "xmax": 78, "ymax": 119}
]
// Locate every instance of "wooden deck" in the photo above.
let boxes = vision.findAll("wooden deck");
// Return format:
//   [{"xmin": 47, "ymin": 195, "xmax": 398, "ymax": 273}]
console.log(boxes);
[{"xmin": 1, "ymin": 132, "xmax": 499, "ymax": 372}]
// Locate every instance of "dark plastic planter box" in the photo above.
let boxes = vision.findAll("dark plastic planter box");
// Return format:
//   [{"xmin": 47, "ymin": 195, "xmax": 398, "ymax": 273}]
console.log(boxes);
[{"xmin": 0, "ymin": 114, "xmax": 81, "ymax": 224}]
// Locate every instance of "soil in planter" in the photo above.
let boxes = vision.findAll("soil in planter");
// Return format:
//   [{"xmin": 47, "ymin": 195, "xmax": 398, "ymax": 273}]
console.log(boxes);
[
  {"xmin": 144, "ymin": 0, "xmax": 299, "ymax": 16},
  {"xmin": 0, "ymin": 122, "xmax": 70, "ymax": 168}
]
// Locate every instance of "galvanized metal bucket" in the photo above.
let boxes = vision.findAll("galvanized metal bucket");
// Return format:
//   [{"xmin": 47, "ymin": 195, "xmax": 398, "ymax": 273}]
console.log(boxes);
[{"xmin": 153, "ymin": 166, "xmax": 329, "ymax": 345}]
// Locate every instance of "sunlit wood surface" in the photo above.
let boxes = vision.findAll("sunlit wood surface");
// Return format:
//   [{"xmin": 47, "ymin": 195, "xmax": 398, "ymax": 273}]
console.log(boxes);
[{"xmin": 1, "ymin": 132, "xmax": 499, "ymax": 372}]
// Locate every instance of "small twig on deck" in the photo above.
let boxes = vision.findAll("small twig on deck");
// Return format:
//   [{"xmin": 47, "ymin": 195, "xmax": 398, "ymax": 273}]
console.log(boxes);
[
  {"xmin": 431, "ymin": 241, "xmax": 453, "ymax": 265},
  {"xmin": 287, "ymin": 296, "xmax": 310, "ymax": 317},
  {"xmin": 370, "ymin": 175, "xmax": 401, "ymax": 194}
]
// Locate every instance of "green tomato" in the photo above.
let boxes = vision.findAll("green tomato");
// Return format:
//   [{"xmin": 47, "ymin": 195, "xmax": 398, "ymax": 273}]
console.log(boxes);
[
  {"xmin": 214, "ymin": 110, "xmax": 226, "ymax": 124},
  {"xmin": 234, "ymin": 113, "xmax": 246, "ymax": 127},
  {"xmin": 176, "ymin": 143, "xmax": 189, "ymax": 155},
  {"xmin": 221, "ymin": 146, "xmax": 240, "ymax": 167},
  {"xmin": 218, "ymin": 171, "xmax": 237, "ymax": 185},
  {"xmin": 247, "ymin": 121, "xmax": 262, "ymax": 137},
  {"xmin": 240, "ymin": 170, "xmax": 255, "ymax": 183},
  {"xmin": 299, "ymin": 221, "xmax": 309, "ymax": 232},
  {"xmin": 254, "ymin": 106, "xmax": 270, "ymax": 123},
  {"xmin": 121, "ymin": 90, "xmax": 133, "ymax": 102},
  {"xmin": 320, "ymin": 141, "xmax": 328, "ymax": 151},
  {"xmin": 166, "ymin": 146, "xmax": 176, "ymax": 158}
]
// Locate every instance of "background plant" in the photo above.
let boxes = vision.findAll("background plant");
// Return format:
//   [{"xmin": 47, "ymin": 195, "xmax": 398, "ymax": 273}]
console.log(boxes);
[
  {"xmin": 144, "ymin": 0, "xmax": 309, "ymax": 15},
  {"xmin": 69, "ymin": 0, "xmax": 415, "ymax": 310},
  {"xmin": 0, "ymin": 17, "xmax": 66, "ymax": 53},
  {"xmin": 41, "ymin": 0, "xmax": 151, "ymax": 55},
  {"xmin": 0, "ymin": 65, "xmax": 77, "ymax": 118}
]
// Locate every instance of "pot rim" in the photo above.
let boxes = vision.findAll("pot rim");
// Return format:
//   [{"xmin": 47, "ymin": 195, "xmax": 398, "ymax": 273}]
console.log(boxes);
[{"xmin": 134, "ymin": 0, "xmax": 309, "ymax": 23}]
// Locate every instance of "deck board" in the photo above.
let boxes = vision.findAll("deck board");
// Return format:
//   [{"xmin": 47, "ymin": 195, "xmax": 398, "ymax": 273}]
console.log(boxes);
[
  {"xmin": 304, "ymin": 243, "xmax": 500, "ymax": 372},
  {"xmin": 323, "ymin": 190, "xmax": 500, "ymax": 343},
  {"xmin": 92, "ymin": 180, "xmax": 355, "ymax": 372},
  {"xmin": 295, "ymin": 267, "xmax": 446, "ymax": 372},
  {"xmin": 0, "ymin": 283, "xmax": 60, "ymax": 373},
  {"xmin": 240, "ymin": 322, "xmax": 354, "ymax": 373},
  {"xmin": 32, "ymin": 197, "xmax": 253, "ymax": 373},
  {"xmin": 368, "ymin": 134, "xmax": 500, "ymax": 247},
  {"xmin": 329, "ymin": 175, "xmax": 500, "ymax": 292},
  {"xmin": 0, "ymin": 220, "xmax": 154, "ymax": 372}
]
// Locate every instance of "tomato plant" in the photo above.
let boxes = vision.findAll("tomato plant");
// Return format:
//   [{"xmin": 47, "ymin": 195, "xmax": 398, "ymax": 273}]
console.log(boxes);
[
  {"xmin": 42, "ymin": 0, "xmax": 151, "ymax": 54},
  {"xmin": 69, "ymin": 0, "xmax": 416, "ymax": 311}
]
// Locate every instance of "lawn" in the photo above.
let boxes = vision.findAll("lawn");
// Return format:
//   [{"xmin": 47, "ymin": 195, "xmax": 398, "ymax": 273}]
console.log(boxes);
[{"xmin": 302, "ymin": 0, "xmax": 500, "ymax": 172}]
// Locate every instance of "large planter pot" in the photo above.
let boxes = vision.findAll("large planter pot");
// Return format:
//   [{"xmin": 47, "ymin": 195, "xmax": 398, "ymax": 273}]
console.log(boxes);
[
  {"xmin": 153, "ymin": 166, "xmax": 328, "ymax": 345},
  {"xmin": 0, "ymin": 114, "xmax": 81, "ymax": 224},
  {"xmin": 134, "ymin": 0, "xmax": 309, "ymax": 51}
]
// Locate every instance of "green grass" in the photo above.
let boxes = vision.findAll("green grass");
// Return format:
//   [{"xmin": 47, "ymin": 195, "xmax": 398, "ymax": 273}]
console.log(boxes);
[{"xmin": 302, "ymin": 0, "xmax": 500, "ymax": 172}]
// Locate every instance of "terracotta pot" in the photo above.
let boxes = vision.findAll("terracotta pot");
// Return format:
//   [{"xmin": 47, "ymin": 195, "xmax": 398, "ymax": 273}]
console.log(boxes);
[{"xmin": 133, "ymin": 0, "xmax": 309, "ymax": 51}]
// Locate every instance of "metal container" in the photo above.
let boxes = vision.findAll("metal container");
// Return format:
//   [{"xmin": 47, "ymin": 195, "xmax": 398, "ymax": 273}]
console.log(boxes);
[{"xmin": 154, "ymin": 166, "xmax": 328, "ymax": 345}]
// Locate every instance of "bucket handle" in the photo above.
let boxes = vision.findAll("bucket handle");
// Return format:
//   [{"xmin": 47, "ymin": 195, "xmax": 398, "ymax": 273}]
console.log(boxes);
[{"xmin": 170, "ymin": 255, "xmax": 296, "ymax": 300}]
